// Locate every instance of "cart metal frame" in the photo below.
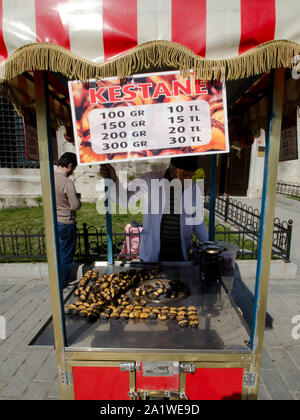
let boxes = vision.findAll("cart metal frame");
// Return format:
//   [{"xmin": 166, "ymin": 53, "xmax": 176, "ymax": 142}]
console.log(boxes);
[{"xmin": 33, "ymin": 65, "xmax": 285, "ymax": 400}]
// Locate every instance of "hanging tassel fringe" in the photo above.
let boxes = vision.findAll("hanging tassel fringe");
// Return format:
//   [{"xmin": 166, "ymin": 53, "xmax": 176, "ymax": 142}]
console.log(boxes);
[{"xmin": 0, "ymin": 39, "xmax": 300, "ymax": 83}]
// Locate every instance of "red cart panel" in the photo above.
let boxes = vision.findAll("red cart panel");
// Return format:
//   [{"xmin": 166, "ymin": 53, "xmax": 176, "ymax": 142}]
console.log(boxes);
[
  {"xmin": 185, "ymin": 368, "xmax": 244, "ymax": 400},
  {"xmin": 72, "ymin": 366, "xmax": 244, "ymax": 400},
  {"xmin": 72, "ymin": 366, "xmax": 130, "ymax": 400}
]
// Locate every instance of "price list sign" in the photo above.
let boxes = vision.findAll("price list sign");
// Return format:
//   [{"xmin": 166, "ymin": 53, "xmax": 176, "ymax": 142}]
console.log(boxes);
[{"xmin": 68, "ymin": 71, "xmax": 229, "ymax": 165}]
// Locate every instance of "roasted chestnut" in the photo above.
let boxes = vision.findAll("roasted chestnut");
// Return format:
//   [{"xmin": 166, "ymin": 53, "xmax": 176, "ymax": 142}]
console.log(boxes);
[{"xmin": 100, "ymin": 312, "xmax": 109, "ymax": 321}]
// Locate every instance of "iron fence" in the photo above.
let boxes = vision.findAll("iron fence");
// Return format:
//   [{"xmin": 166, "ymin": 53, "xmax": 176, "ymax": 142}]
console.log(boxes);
[
  {"xmin": 205, "ymin": 195, "xmax": 293, "ymax": 262},
  {"xmin": 277, "ymin": 181, "xmax": 300, "ymax": 199},
  {"xmin": 0, "ymin": 227, "xmax": 46, "ymax": 260},
  {"xmin": 0, "ymin": 215, "xmax": 292, "ymax": 262},
  {"xmin": 0, "ymin": 195, "xmax": 293, "ymax": 262},
  {"xmin": 0, "ymin": 224, "xmax": 142, "ymax": 262}
]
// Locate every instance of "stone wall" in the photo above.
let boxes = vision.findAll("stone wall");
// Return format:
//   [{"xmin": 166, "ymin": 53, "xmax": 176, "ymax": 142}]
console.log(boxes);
[
  {"xmin": 0, "ymin": 168, "xmax": 42, "ymax": 208},
  {"xmin": 0, "ymin": 159, "xmax": 170, "ymax": 208},
  {"xmin": 247, "ymin": 126, "xmax": 300, "ymax": 198}
]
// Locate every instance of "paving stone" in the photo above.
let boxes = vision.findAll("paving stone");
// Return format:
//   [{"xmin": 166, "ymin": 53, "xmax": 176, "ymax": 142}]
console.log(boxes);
[
  {"xmin": 4, "ymin": 322, "xmax": 36, "ymax": 351},
  {"xmin": 260, "ymin": 370, "xmax": 294, "ymax": 400},
  {"xmin": 293, "ymin": 392, "xmax": 300, "ymax": 400},
  {"xmin": 22, "ymin": 381, "xmax": 53, "ymax": 400},
  {"xmin": 0, "ymin": 362, "xmax": 37, "ymax": 398},
  {"xmin": 0, "ymin": 352, "xmax": 27, "ymax": 380},
  {"xmin": 6, "ymin": 315, "xmax": 26, "ymax": 337},
  {"xmin": 263, "ymin": 328, "xmax": 282, "ymax": 347},
  {"xmin": 268, "ymin": 347, "xmax": 300, "ymax": 392},
  {"xmin": 0, "ymin": 381, "xmax": 7, "ymax": 392},
  {"xmin": 12, "ymin": 305, "xmax": 51, "ymax": 346},
  {"xmin": 0, "ymin": 284, "xmax": 15, "ymax": 294},
  {"xmin": 261, "ymin": 348, "xmax": 277, "ymax": 370},
  {"xmin": 47, "ymin": 377, "xmax": 60, "ymax": 400},
  {"xmin": 0, "ymin": 340, "xmax": 19, "ymax": 364},
  {"xmin": 286, "ymin": 345, "xmax": 300, "ymax": 368},
  {"xmin": 35, "ymin": 352, "xmax": 58, "ymax": 382},
  {"xmin": 24, "ymin": 349, "xmax": 50, "ymax": 368},
  {"xmin": 3, "ymin": 292, "xmax": 35, "ymax": 322},
  {"xmin": 0, "ymin": 284, "xmax": 27, "ymax": 312},
  {"xmin": 268, "ymin": 302, "xmax": 293, "ymax": 319},
  {"xmin": 257, "ymin": 382, "xmax": 272, "ymax": 400},
  {"xmin": 271, "ymin": 321, "xmax": 299, "ymax": 347}
]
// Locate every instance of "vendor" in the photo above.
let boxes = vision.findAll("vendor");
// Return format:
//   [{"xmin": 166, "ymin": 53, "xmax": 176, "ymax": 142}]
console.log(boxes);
[{"xmin": 100, "ymin": 156, "xmax": 208, "ymax": 262}]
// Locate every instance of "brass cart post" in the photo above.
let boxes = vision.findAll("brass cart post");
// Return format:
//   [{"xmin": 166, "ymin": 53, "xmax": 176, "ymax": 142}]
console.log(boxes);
[
  {"xmin": 249, "ymin": 68, "xmax": 285, "ymax": 399},
  {"xmin": 34, "ymin": 70, "xmax": 71, "ymax": 399}
]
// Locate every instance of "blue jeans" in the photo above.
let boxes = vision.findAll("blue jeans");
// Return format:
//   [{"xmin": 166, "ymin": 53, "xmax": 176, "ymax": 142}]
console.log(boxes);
[{"xmin": 57, "ymin": 223, "xmax": 77, "ymax": 288}]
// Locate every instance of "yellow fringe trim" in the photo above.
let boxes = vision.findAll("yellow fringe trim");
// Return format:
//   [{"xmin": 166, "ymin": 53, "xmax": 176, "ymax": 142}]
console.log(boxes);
[{"xmin": 0, "ymin": 39, "xmax": 300, "ymax": 83}]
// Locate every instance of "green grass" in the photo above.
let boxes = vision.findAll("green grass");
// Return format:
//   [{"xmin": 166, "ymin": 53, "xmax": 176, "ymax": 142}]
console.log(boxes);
[
  {"xmin": 0, "ymin": 203, "xmax": 144, "ymax": 234},
  {"xmin": 0, "ymin": 202, "xmax": 212, "ymax": 234},
  {"xmin": 0, "ymin": 203, "xmax": 145, "ymax": 263},
  {"xmin": 78, "ymin": 203, "xmax": 144, "ymax": 232},
  {"xmin": 0, "ymin": 205, "xmax": 45, "ymax": 232}
]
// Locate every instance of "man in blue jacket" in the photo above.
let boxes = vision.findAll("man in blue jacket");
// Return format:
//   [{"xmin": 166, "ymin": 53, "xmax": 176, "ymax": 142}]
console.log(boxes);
[{"xmin": 100, "ymin": 156, "xmax": 208, "ymax": 262}]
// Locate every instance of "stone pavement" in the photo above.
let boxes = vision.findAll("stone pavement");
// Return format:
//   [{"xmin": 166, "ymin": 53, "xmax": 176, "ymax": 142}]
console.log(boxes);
[
  {"xmin": 0, "ymin": 271, "xmax": 299, "ymax": 400},
  {"xmin": 244, "ymin": 274, "xmax": 300, "ymax": 400},
  {"xmin": 0, "ymin": 278, "xmax": 59, "ymax": 400}
]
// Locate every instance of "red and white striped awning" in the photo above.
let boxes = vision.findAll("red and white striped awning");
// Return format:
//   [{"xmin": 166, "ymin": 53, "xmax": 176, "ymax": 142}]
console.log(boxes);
[
  {"xmin": 0, "ymin": 1, "xmax": 298, "ymax": 151},
  {"xmin": 1, "ymin": 0, "xmax": 300, "ymax": 64},
  {"xmin": 0, "ymin": 0, "xmax": 300, "ymax": 128}
]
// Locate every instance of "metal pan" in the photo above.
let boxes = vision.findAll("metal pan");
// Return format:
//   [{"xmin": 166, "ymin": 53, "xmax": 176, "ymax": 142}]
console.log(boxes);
[
  {"xmin": 199, "ymin": 244, "xmax": 225, "ymax": 255},
  {"xmin": 131, "ymin": 278, "xmax": 189, "ymax": 304}
]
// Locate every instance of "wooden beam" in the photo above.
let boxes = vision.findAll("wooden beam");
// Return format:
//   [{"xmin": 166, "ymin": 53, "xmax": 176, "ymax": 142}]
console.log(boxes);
[{"xmin": 34, "ymin": 70, "xmax": 70, "ymax": 400}]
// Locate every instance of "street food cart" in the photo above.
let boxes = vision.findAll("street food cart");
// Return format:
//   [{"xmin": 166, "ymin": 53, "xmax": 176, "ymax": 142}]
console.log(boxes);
[{"xmin": 1, "ymin": 1, "xmax": 300, "ymax": 400}]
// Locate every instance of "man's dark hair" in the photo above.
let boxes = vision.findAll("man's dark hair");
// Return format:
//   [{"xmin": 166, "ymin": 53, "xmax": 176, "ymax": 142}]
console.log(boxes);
[{"xmin": 57, "ymin": 152, "xmax": 78, "ymax": 168}]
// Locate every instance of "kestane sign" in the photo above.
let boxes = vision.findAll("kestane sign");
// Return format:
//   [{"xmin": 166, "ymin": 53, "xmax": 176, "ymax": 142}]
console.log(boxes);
[{"xmin": 68, "ymin": 70, "xmax": 229, "ymax": 165}]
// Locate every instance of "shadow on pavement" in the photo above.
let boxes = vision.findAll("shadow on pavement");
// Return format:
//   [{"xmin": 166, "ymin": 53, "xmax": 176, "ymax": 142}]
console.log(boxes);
[{"xmin": 229, "ymin": 264, "xmax": 273, "ymax": 330}]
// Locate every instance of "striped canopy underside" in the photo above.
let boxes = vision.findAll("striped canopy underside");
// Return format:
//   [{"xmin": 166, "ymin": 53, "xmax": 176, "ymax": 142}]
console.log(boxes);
[
  {"xmin": 1, "ymin": 0, "xmax": 300, "ymax": 128},
  {"xmin": 0, "ymin": 0, "xmax": 300, "ymax": 78}
]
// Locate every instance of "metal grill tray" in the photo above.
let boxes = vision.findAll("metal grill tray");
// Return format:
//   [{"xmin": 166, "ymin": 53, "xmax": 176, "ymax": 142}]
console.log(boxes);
[
  {"xmin": 31, "ymin": 262, "xmax": 250, "ymax": 352},
  {"xmin": 131, "ymin": 277, "xmax": 189, "ymax": 303}
]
